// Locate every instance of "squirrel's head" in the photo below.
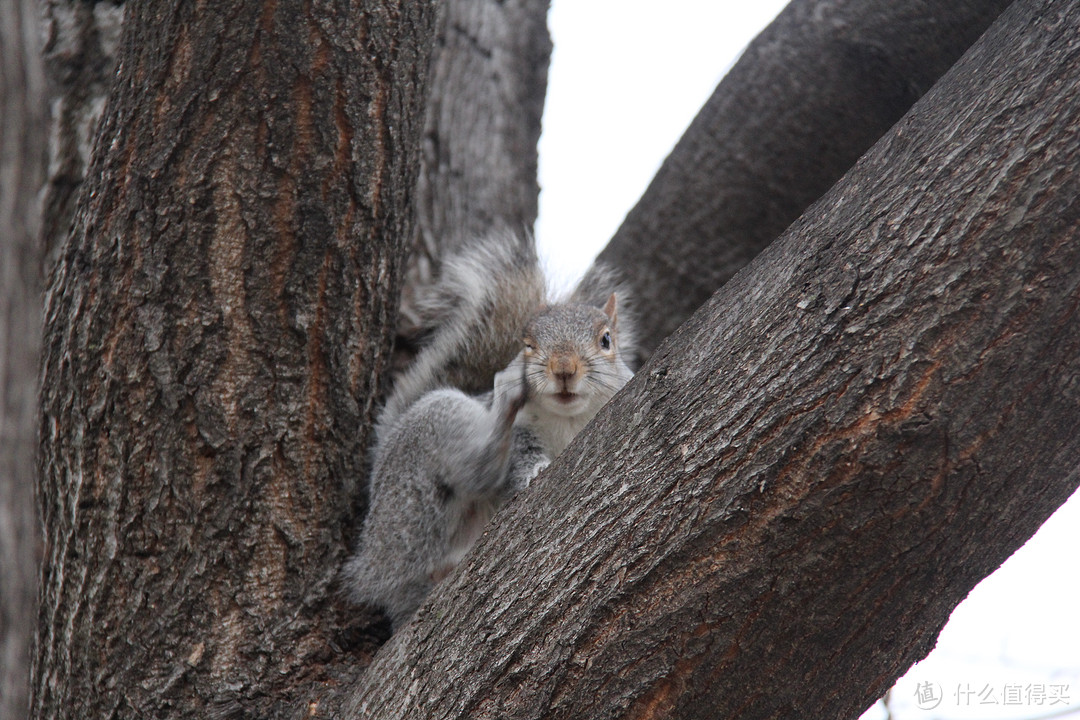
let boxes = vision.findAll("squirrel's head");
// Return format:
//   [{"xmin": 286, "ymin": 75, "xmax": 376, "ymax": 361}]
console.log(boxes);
[{"xmin": 522, "ymin": 294, "xmax": 623, "ymax": 417}]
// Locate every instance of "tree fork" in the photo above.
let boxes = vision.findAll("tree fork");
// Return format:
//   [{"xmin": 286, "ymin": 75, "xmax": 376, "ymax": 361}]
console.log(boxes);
[{"xmin": 347, "ymin": 1, "xmax": 1080, "ymax": 717}]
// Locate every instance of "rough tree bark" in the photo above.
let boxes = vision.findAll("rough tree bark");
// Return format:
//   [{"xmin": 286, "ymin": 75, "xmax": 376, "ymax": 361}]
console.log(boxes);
[
  {"xmin": 0, "ymin": 1, "xmax": 47, "ymax": 716},
  {"xmin": 34, "ymin": 1, "xmax": 438, "ymax": 718},
  {"xmin": 347, "ymin": 0, "xmax": 1080, "ymax": 717},
  {"xmin": 399, "ymin": 0, "xmax": 550, "ymax": 333},
  {"xmin": 590, "ymin": 0, "xmax": 1015, "ymax": 358},
  {"xmin": 3, "ymin": 3, "xmax": 125, "ymax": 714}
]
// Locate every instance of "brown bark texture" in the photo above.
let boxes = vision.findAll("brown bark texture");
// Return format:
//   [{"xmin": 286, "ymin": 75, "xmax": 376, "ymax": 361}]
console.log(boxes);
[
  {"xmin": 33, "ymin": 0, "xmax": 438, "ymax": 717},
  {"xmin": 397, "ymin": 0, "xmax": 551, "ymax": 343},
  {"xmin": 591, "ymin": 0, "xmax": 1015, "ymax": 359},
  {"xmin": 347, "ymin": 1, "xmax": 1080, "ymax": 717},
  {"xmin": 40, "ymin": 0, "xmax": 125, "ymax": 264},
  {"xmin": 1, "ymin": 0, "xmax": 47, "ymax": 716}
]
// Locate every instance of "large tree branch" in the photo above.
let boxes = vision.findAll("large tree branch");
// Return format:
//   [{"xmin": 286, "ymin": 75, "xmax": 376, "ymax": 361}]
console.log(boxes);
[
  {"xmin": 347, "ymin": 0, "xmax": 1080, "ymax": 716},
  {"xmin": 592, "ymin": 0, "xmax": 1015, "ymax": 358},
  {"xmin": 34, "ymin": 1, "xmax": 437, "ymax": 717}
]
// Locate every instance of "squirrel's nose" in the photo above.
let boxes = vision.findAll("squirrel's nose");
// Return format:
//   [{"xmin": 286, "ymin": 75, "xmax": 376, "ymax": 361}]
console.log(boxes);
[{"xmin": 549, "ymin": 354, "xmax": 580, "ymax": 385}]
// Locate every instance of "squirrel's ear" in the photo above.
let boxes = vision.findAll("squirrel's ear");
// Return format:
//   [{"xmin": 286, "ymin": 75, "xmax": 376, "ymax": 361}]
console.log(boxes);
[{"xmin": 603, "ymin": 293, "xmax": 618, "ymax": 327}]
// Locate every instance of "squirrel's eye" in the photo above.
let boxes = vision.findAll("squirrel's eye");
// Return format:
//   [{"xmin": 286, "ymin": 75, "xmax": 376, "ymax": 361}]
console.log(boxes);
[{"xmin": 600, "ymin": 331, "xmax": 612, "ymax": 351}]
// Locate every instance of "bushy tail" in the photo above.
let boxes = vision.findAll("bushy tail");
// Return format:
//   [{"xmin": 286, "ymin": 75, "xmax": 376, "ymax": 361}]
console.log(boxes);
[{"xmin": 378, "ymin": 233, "xmax": 547, "ymax": 436}]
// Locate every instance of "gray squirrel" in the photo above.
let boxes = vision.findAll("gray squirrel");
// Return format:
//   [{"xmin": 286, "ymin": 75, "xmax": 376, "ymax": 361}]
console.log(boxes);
[{"xmin": 343, "ymin": 233, "xmax": 635, "ymax": 628}]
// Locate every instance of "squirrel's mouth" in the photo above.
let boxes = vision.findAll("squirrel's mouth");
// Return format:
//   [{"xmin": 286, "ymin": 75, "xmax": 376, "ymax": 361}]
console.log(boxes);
[{"xmin": 553, "ymin": 391, "xmax": 578, "ymax": 404}]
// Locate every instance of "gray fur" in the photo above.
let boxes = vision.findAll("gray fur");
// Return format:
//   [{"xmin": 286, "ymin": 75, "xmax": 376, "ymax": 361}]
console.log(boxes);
[
  {"xmin": 378, "ymin": 233, "xmax": 546, "ymax": 440},
  {"xmin": 506, "ymin": 425, "xmax": 550, "ymax": 491},
  {"xmin": 343, "ymin": 362, "xmax": 531, "ymax": 628}
]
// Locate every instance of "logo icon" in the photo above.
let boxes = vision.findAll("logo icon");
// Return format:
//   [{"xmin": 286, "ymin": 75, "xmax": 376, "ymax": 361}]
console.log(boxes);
[{"xmin": 915, "ymin": 681, "xmax": 944, "ymax": 710}]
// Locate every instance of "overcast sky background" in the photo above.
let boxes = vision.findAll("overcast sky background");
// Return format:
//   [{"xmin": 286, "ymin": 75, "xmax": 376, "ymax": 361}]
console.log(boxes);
[{"xmin": 534, "ymin": 3, "xmax": 1080, "ymax": 719}]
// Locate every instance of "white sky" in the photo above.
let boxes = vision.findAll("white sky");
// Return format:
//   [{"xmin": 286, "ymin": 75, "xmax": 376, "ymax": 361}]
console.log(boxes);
[
  {"xmin": 535, "ymin": 0, "xmax": 791, "ymax": 292},
  {"xmin": 535, "ymin": 3, "xmax": 1080, "ymax": 719}
]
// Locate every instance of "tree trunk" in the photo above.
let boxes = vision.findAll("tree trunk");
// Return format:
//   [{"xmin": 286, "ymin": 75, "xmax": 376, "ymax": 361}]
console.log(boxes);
[
  {"xmin": 33, "ymin": 0, "xmax": 437, "ymax": 717},
  {"xmin": 396, "ymin": 0, "xmax": 550, "ymax": 361},
  {"xmin": 402, "ymin": 0, "xmax": 549, "ymax": 295},
  {"xmin": 346, "ymin": 1, "xmax": 1080, "ymax": 717},
  {"xmin": 0, "ymin": 1, "xmax": 47, "ymax": 716},
  {"xmin": 39, "ymin": 0, "xmax": 125, "ymax": 264},
  {"xmin": 414, "ymin": 0, "xmax": 549, "ymax": 252},
  {"xmin": 591, "ymin": 0, "xmax": 1015, "ymax": 358}
]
